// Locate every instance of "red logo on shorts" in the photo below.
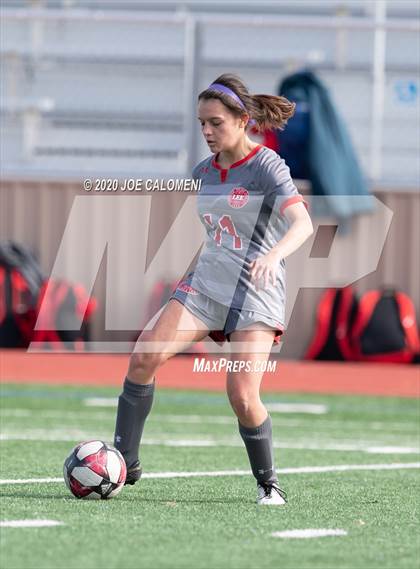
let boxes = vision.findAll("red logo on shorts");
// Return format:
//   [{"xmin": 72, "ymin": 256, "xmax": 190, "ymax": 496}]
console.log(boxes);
[
  {"xmin": 178, "ymin": 282, "xmax": 199, "ymax": 295},
  {"xmin": 229, "ymin": 187, "xmax": 249, "ymax": 208}
]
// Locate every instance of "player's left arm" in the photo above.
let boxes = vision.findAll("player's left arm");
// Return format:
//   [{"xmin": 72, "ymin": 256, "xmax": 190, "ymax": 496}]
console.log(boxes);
[
  {"xmin": 273, "ymin": 200, "xmax": 314, "ymax": 259},
  {"xmin": 249, "ymin": 201, "xmax": 313, "ymax": 289}
]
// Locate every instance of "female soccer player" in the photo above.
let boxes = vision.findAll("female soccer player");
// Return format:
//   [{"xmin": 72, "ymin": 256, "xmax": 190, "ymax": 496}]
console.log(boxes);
[{"xmin": 114, "ymin": 73, "xmax": 313, "ymax": 505}]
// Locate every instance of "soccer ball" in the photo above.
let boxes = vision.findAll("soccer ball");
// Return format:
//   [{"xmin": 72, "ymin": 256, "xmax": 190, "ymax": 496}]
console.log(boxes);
[{"xmin": 63, "ymin": 440, "xmax": 127, "ymax": 499}]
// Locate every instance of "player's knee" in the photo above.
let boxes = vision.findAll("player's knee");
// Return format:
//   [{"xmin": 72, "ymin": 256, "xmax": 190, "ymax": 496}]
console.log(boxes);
[
  {"xmin": 228, "ymin": 393, "xmax": 252, "ymax": 419},
  {"xmin": 228, "ymin": 391, "xmax": 263, "ymax": 421},
  {"xmin": 128, "ymin": 351, "xmax": 167, "ymax": 377}
]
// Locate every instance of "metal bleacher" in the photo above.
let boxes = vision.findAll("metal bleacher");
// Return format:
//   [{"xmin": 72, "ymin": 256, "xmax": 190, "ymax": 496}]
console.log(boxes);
[{"xmin": 1, "ymin": 0, "xmax": 419, "ymax": 188}]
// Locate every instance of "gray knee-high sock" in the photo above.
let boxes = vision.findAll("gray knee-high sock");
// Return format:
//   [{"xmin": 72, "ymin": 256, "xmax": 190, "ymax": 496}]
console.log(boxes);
[
  {"xmin": 238, "ymin": 414, "xmax": 278, "ymax": 485},
  {"xmin": 113, "ymin": 377, "xmax": 155, "ymax": 468}
]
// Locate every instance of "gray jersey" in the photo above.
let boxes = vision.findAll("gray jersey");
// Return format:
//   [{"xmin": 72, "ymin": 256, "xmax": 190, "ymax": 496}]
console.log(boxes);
[{"xmin": 189, "ymin": 144, "xmax": 307, "ymax": 327}]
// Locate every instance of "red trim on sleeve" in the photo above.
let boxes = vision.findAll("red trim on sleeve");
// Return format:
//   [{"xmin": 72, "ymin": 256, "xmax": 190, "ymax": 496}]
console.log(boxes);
[{"xmin": 280, "ymin": 194, "xmax": 309, "ymax": 216}]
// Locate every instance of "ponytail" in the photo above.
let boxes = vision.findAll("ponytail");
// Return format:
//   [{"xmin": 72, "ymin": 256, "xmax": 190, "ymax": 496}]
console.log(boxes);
[
  {"xmin": 198, "ymin": 73, "xmax": 296, "ymax": 132},
  {"xmin": 251, "ymin": 94, "xmax": 296, "ymax": 132}
]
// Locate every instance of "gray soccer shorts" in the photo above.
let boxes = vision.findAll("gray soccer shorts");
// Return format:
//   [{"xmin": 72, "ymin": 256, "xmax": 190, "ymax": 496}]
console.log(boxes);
[{"xmin": 169, "ymin": 273, "xmax": 283, "ymax": 346}]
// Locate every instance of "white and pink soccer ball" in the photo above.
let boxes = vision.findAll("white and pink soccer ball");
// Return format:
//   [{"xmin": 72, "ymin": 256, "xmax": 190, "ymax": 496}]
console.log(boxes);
[{"xmin": 63, "ymin": 440, "xmax": 127, "ymax": 499}]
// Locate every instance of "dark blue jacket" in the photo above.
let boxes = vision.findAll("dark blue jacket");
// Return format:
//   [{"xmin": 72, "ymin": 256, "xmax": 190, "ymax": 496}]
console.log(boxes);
[{"xmin": 277, "ymin": 69, "xmax": 373, "ymax": 221}]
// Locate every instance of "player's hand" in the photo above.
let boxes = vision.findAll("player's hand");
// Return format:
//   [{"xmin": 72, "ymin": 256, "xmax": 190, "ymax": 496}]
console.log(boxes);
[{"xmin": 248, "ymin": 251, "xmax": 282, "ymax": 291}]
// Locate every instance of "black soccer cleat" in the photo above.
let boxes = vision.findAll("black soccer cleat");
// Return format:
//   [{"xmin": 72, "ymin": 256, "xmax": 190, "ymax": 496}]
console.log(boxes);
[{"xmin": 124, "ymin": 460, "xmax": 143, "ymax": 485}]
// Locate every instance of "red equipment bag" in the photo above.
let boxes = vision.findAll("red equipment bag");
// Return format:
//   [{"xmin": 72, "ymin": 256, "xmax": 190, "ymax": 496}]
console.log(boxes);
[
  {"xmin": 32, "ymin": 280, "xmax": 97, "ymax": 350},
  {"xmin": 305, "ymin": 286, "xmax": 419, "ymax": 363},
  {"xmin": 350, "ymin": 288, "xmax": 420, "ymax": 363},
  {"xmin": 0, "ymin": 242, "xmax": 43, "ymax": 348},
  {"xmin": 304, "ymin": 286, "xmax": 358, "ymax": 361}
]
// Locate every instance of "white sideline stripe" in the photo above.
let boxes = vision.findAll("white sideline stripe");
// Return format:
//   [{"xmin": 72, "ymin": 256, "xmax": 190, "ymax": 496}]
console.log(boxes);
[
  {"xmin": 84, "ymin": 398, "xmax": 118, "ymax": 407},
  {"xmin": 84, "ymin": 398, "xmax": 328, "ymax": 414},
  {"xmin": 140, "ymin": 462, "xmax": 420, "ymax": 478},
  {"xmin": 0, "ymin": 520, "xmax": 63, "ymax": 528},
  {"xmin": 143, "ymin": 439, "xmax": 420, "ymax": 455},
  {"xmin": 271, "ymin": 529, "xmax": 347, "ymax": 539},
  {"xmin": 1, "ymin": 462, "xmax": 419, "ymax": 485},
  {"xmin": 0, "ymin": 478, "xmax": 64, "ymax": 484},
  {"xmin": 265, "ymin": 403, "xmax": 328, "ymax": 414},
  {"xmin": 1, "ymin": 432, "xmax": 418, "ymax": 454},
  {"xmin": 2, "ymin": 409, "xmax": 416, "ymax": 433}
]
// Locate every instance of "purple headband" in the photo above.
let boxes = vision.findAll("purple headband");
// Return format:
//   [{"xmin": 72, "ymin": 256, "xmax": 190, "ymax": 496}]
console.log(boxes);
[{"xmin": 207, "ymin": 83, "xmax": 256, "ymax": 126}]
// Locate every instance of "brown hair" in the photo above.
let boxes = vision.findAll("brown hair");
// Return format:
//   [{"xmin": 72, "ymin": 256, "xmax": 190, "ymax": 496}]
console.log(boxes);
[{"xmin": 198, "ymin": 73, "xmax": 295, "ymax": 132}]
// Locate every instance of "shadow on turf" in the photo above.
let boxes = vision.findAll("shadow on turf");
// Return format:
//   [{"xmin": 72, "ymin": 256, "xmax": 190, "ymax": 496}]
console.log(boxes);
[
  {"xmin": 137, "ymin": 497, "xmax": 247, "ymax": 505},
  {"xmin": 0, "ymin": 491, "xmax": 88, "ymax": 500},
  {"xmin": 0, "ymin": 491, "xmax": 247, "ymax": 504}
]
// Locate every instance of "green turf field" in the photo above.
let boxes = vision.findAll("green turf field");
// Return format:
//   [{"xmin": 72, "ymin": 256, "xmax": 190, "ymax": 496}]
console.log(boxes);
[{"xmin": 0, "ymin": 383, "xmax": 419, "ymax": 569}]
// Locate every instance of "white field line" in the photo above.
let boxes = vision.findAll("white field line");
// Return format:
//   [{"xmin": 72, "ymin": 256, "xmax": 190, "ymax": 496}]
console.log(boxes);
[
  {"xmin": 0, "ymin": 477, "xmax": 64, "ymax": 484},
  {"xmin": 0, "ymin": 520, "xmax": 64, "ymax": 528},
  {"xmin": 1, "ymin": 408, "xmax": 417, "ymax": 433},
  {"xmin": 1, "ymin": 462, "xmax": 419, "ymax": 485},
  {"xmin": 0, "ymin": 431, "xmax": 418, "ymax": 454},
  {"xmin": 265, "ymin": 403, "xmax": 327, "ymax": 414},
  {"xmin": 83, "ymin": 399, "xmax": 329, "ymax": 415},
  {"xmin": 83, "ymin": 398, "xmax": 117, "ymax": 407},
  {"xmin": 271, "ymin": 529, "xmax": 347, "ymax": 539},
  {"xmin": 141, "ymin": 439, "xmax": 420, "ymax": 455}
]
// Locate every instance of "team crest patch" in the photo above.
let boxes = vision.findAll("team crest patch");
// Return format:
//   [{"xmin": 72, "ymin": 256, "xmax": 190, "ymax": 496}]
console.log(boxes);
[
  {"xmin": 228, "ymin": 187, "xmax": 249, "ymax": 209},
  {"xmin": 178, "ymin": 282, "xmax": 199, "ymax": 295}
]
